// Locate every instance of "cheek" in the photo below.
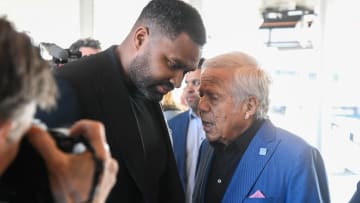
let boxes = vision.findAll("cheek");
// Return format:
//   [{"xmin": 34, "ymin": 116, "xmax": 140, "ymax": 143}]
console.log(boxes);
[
  {"xmin": 212, "ymin": 103, "xmax": 237, "ymax": 134},
  {"xmin": 212, "ymin": 103, "xmax": 231, "ymax": 121},
  {"xmin": 212, "ymin": 108, "xmax": 229, "ymax": 132}
]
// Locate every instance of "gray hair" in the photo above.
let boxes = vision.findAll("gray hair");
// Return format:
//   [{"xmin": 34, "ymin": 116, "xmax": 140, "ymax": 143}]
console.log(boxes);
[{"xmin": 202, "ymin": 51, "xmax": 271, "ymax": 119}]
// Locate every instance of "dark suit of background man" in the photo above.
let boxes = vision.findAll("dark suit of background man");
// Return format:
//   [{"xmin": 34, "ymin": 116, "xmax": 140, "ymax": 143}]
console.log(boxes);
[
  {"xmin": 168, "ymin": 58, "xmax": 205, "ymax": 203},
  {"xmin": 6, "ymin": 0, "xmax": 207, "ymax": 202},
  {"xmin": 350, "ymin": 181, "xmax": 360, "ymax": 203},
  {"xmin": 193, "ymin": 51, "xmax": 330, "ymax": 203}
]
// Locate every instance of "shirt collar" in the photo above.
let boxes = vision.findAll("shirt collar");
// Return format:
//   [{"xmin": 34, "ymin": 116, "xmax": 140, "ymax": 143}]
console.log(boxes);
[
  {"xmin": 188, "ymin": 108, "xmax": 199, "ymax": 119},
  {"xmin": 211, "ymin": 118, "xmax": 265, "ymax": 151}
]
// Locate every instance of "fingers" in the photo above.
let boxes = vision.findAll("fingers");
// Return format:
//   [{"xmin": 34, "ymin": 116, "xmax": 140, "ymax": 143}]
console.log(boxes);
[
  {"xmin": 104, "ymin": 158, "xmax": 118, "ymax": 191},
  {"xmin": 70, "ymin": 120, "xmax": 118, "ymax": 203},
  {"xmin": 102, "ymin": 158, "xmax": 119, "ymax": 189},
  {"xmin": 108, "ymin": 158, "xmax": 119, "ymax": 178},
  {"xmin": 93, "ymin": 158, "xmax": 119, "ymax": 203},
  {"xmin": 26, "ymin": 125, "xmax": 65, "ymax": 164},
  {"xmin": 69, "ymin": 119, "xmax": 108, "ymax": 159}
]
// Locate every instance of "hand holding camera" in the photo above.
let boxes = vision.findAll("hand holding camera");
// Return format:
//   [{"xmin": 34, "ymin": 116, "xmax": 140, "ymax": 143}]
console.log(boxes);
[
  {"xmin": 48, "ymin": 128, "xmax": 88, "ymax": 154},
  {"xmin": 27, "ymin": 119, "xmax": 118, "ymax": 203}
]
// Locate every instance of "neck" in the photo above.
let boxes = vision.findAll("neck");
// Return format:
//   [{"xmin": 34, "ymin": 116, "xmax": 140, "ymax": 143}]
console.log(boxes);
[
  {"xmin": 116, "ymin": 44, "xmax": 130, "ymax": 76},
  {"xmin": 191, "ymin": 107, "xmax": 198, "ymax": 116}
]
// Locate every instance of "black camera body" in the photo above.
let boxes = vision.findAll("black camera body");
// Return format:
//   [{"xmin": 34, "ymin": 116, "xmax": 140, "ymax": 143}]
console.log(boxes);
[
  {"xmin": 48, "ymin": 128, "xmax": 87, "ymax": 154},
  {"xmin": 52, "ymin": 48, "xmax": 82, "ymax": 65},
  {"xmin": 40, "ymin": 42, "xmax": 82, "ymax": 67}
]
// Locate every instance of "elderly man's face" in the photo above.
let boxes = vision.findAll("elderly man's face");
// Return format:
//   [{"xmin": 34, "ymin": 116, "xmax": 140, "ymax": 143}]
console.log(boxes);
[{"xmin": 198, "ymin": 67, "xmax": 249, "ymax": 145}]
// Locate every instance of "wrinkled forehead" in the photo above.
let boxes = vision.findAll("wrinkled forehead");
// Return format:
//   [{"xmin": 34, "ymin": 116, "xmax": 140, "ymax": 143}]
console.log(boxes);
[
  {"xmin": 200, "ymin": 69, "xmax": 231, "ymax": 89},
  {"xmin": 201, "ymin": 73, "xmax": 221, "ymax": 84}
]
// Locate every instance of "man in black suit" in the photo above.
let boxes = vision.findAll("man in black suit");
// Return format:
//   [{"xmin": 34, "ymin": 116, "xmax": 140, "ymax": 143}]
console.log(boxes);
[{"xmin": 32, "ymin": 0, "xmax": 206, "ymax": 202}]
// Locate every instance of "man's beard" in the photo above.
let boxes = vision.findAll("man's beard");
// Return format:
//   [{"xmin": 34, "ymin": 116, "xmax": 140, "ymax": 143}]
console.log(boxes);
[{"xmin": 128, "ymin": 54, "xmax": 164, "ymax": 102}]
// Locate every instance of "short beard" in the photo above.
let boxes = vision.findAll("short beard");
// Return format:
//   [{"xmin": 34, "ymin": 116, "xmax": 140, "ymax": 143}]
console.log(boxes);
[{"xmin": 128, "ymin": 54, "xmax": 163, "ymax": 102}]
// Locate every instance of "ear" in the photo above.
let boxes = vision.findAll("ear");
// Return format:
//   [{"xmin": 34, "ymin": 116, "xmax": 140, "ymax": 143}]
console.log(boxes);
[
  {"xmin": 244, "ymin": 96, "xmax": 259, "ymax": 118},
  {"xmin": 0, "ymin": 120, "xmax": 13, "ymax": 142},
  {"xmin": 133, "ymin": 26, "xmax": 149, "ymax": 50}
]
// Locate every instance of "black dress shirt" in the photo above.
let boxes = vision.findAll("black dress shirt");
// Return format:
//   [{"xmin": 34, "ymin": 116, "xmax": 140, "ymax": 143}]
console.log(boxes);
[{"xmin": 204, "ymin": 119, "xmax": 265, "ymax": 203}]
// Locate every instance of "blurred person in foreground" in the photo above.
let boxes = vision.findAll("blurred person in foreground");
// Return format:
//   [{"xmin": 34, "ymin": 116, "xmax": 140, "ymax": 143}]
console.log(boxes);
[
  {"xmin": 33, "ymin": 0, "xmax": 206, "ymax": 202},
  {"xmin": 193, "ymin": 51, "xmax": 330, "ymax": 203},
  {"xmin": 0, "ymin": 17, "xmax": 118, "ymax": 203},
  {"xmin": 168, "ymin": 57, "xmax": 206, "ymax": 203}
]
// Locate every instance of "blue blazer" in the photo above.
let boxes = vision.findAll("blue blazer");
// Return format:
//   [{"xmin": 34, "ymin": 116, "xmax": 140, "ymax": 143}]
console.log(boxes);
[
  {"xmin": 193, "ymin": 120, "xmax": 330, "ymax": 203},
  {"xmin": 168, "ymin": 110, "xmax": 191, "ymax": 190}
]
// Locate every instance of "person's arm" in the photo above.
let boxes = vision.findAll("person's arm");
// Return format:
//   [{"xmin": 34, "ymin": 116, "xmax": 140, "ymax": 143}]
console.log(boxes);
[
  {"xmin": 286, "ymin": 147, "xmax": 330, "ymax": 203},
  {"xmin": 27, "ymin": 119, "xmax": 118, "ymax": 203}
]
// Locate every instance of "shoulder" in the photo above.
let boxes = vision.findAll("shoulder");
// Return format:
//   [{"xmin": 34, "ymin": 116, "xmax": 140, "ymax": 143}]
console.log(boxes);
[
  {"xmin": 261, "ymin": 121, "xmax": 319, "ymax": 159},
  {"xmin": 55, "ymin": 46, "xmax": 115, "ymax": 78},
  {"xmin": 163, "ymin": 110, "xmax": 182, "ymax": 120},
  {"xmin": 168, "ymin": 111, "xmax": 189, "ymax": 124},
  {"xmin": 276, "ymin": 127, "xmax": 315, "ymax": 152},
  {"xmin": 270, "ymin": 125, "xmax": 324, "ymax": 170}
]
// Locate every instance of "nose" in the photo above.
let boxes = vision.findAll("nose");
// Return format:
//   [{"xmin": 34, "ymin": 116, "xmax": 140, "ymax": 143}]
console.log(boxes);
[
  {"xmin": 185, "ymin": 84, "xmax": 195, "ymax": 93},
  {"xmin": 169, "ymin": 70, "xmax": 184, "ymax": 88},
  {"xmin": 198, "ymin": 97, "xmax": 209, "ymax": 116}
]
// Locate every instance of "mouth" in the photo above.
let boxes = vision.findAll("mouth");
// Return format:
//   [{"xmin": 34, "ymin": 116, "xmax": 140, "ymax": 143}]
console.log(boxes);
[
  {"xmin": 202, "ymin": 120, "xmax": 214, "ymax": 133},
  {"xmin": 156, "ymin": 85, "xmax": 172, "ymax": 95},
  {"xmin": 186, "ymin": 95, "xmax": 198, "ymax": 102}
]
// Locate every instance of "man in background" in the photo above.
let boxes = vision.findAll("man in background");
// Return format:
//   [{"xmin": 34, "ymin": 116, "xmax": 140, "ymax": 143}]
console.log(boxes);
[
  {"xmin": 69, "ymin": 37, "xmax": 102, "ymax": 56},
  {"xmin": 168, "ymin": 58, "xmax": 206, "ymax": 203}
]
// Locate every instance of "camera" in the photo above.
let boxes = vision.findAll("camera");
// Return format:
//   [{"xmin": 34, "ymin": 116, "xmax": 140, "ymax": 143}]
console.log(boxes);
[
  {"xmin": 48, "ymin": 128, "xmax": 88, "ymax": 154},
  {"xmin": 39, "ymin": 42, "xmax": 82, "ymax": 67},
  {"xmin": 52, "ymin": 49, "xmax": 82, "ymax": 65},
  {"xmin": 32, "ymin": 119, "xmax": 88, "ymax": 154}
]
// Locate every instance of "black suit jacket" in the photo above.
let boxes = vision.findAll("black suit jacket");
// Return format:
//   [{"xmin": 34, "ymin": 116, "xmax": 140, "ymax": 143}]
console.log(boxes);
[{"xmin": 1, "ymin": 46, "xmax": 184, "ymax": 203}]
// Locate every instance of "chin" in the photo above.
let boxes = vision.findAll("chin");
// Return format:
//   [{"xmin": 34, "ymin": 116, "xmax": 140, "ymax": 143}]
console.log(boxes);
[
  {"xmin": 205, "ymin": 134, "xmax": 217, "ymax": 142},
  {"xmin": 146, "ymin": 94, "xmax": 163, "ymax": 102}
]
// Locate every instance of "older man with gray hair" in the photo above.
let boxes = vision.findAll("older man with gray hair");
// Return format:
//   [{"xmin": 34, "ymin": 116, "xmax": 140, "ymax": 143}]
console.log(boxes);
[{"xmin": 193, "ymin": 51, "xmax": 330, "ymax": 203}]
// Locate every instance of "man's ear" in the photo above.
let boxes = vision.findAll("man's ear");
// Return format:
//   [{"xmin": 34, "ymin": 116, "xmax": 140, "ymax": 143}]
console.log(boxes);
[
  {"xmin": 133, "ymin": 26, "xmax": 149, "ymax": 49},
  {"xmin": 245, "ymin": 96, "xmax": 259, "ymax": 116},
  {"xmin": 0, "ymin": 120, "xmax": 13, "ymax": 142}
]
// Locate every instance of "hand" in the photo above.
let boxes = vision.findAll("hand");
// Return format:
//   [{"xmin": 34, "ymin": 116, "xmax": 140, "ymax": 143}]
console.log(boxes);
[{"xmin": 27, "ymin": 119, "xmax": 118, "ymax": 203}]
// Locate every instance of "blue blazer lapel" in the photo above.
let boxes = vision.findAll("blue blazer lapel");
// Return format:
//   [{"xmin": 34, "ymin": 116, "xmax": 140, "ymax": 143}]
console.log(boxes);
[
  {"xmin": 169, "ymin": 111, "xmax": 190, "ymax": 189},
  {"xmin": 193, "ymin": 141, "xmax": 214, "ymax": 203},
  {"xmin": 222, "ymin": 121, "xmax": 280, "ymax": 202}
]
